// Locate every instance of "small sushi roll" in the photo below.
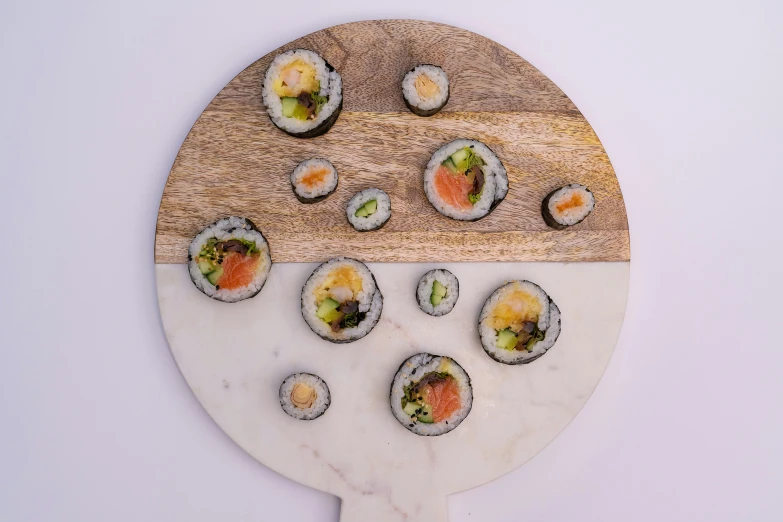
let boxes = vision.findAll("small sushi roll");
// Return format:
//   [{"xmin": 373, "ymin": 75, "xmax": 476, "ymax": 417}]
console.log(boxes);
[
  {"xmin": 416, "ymin": 269, "xmax": 459, "ymax": 316},
  {"xmin": 478, "ymin": 281, "xmax": 562, "ymax": 365},
  {"xmin": 262, "ymin": 49, "xmax": 342, "ymax": 138},
  {"xmin": 402, "ymin": 64, "xmax": 450, "ymax": 117},
  {"xmin": 301, "ymin": 257, "xmax": 383, "ymax": 343},
  {"xmin": 291, "ymin": 158, "xmax": 338, "ymax": 203},
  {"xmin": 188, "ymin": 217, "xmax": 272, "ymax": 303},
  {"xmin": 345, "ymin": 188, "xmax": 391, "ymax": 232},
  {"xmin": 424, "ymin": 139, "xmax": 508, "ymax": 221},
  {"xmin": 279, "ymin": 373, "xmax": 331, "ymax": 420},
  {"xmin": 541, "ymin": 184, "xmax": 595, "ymax": 229},
  {"xmin": 390, "ymin": 353, "xmax": 472, "ymax": 436}
]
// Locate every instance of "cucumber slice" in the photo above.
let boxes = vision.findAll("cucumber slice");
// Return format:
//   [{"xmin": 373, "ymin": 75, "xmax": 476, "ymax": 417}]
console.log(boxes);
[
  {"xmin": 197, "ymin": 259, "xmax": 215, "ymax": 275},
  {"xmin": 402, "ymin": 402, "xmax": 418, "ymax": 416},
  {"xmin": 417, "ymin": 403, "xmax": 434, "ymax": 423},
  {"xmin": 281, "ymin": 97, "xmax": 298, "ymax": 118},
  {"xmin": 442, "ymin": 158, "xmax": 458, "ymax": 174},
  {"xmin": 354, "ymin": 206, "xmax": 369, "ymax": 218},
  {"xmin": 497, "ymin": 328, "xmax": 519, "ymax": 350},
  {"xmin": 450, "ymin": 148, "xmax": 470, "ymax": 171},
  {"xmin": 364, "ymin": 200, "xmax": 377, "ymax": 215},
  {"xmin": 316, "ymin": 298, "xmax": 340, "ymax": 320},
  {"xmin": 206, "ymin": 266, "xmax": 223, "ymax": 286}
]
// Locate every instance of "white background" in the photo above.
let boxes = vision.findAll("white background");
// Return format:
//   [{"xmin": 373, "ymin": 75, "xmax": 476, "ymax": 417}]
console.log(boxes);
[{"xmin": 1, "ymin": 1, "xmax": 781, "ymax": 521}]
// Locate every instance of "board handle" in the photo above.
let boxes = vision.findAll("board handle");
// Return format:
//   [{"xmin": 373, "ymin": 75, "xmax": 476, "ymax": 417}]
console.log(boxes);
[{"xmin": 339, "ymin": 494, "xmax": 447, "ymax": 522}]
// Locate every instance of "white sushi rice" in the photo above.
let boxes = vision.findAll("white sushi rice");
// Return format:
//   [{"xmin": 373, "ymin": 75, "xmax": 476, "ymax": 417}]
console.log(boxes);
[
  {"xmin": 416, "ymin": 269, "xmax": 459, "ymax": 316},
  {"xmin": 479, "ymin": 280, "xmax": 561, "ymax": 364},
  {"xmin": 262, "ymin": 49, "xmax": 342, "ymax": 135},
  {"xmin": 402, "ymin": 64, "xmax": 449, "ymax": 111},
  {"xmin": 423, "ymin": 139, "xmax": 508, "ymax": 221},
  {"xmin": 301, "ymin": 257, "xmax": 383, "ymax": 343},
  {"xmin": 188, "ymin": 217, "xmax": 272, "ymax": 303},
  {"xmin": 546, "ymin": 184, "xmax": 595, "ymax": 226},
  {"xmin": 390, "ymin": 353, "xmax": 473, "ymax": 436},
  {"xmin": 291, "ymin": 158, "xmax": 338, "ymax": 201},
  {"xmin": 345, "ymin": 188, "xmax": 391, "ymax": 231},
  {"xmin": 279, "ymin": 373, "xmax": 331, "ymax": 420}
]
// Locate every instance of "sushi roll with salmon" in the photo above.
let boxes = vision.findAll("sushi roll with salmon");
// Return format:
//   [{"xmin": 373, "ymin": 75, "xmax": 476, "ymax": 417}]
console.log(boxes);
[
  {"xmin": 541, "ymin": 184, "xmax": 595, "ymax": 229},
  {"xmin": 346, "ymin": 188, "xmax": 391, "ymax": 231},
  {"xmin": 262, "ymin": 49, "xmax": 342, "ymax": 138},
  {"xmin": 402, "ymin": 64, "xmax": 449, "ymax": 117},
  {"xmin": 424, "ymin": 139, "xmax": 508, "ymax": 221},
  {"xmin": 301, "ymin": 257, "xmax": 383, "ymax": 343},
  {"xmin": 390, "ymin": 353, "xmax": 472, "ymax": 436},
  {"xmin": 291, "ymin": 158, "xmax": 338, "ymax": 203},
  {"xmin": 280, "ymin": 373, "xmax": 331, "ymax": 420},
  {"xmin": 416, "ymin": 269, "xmax": 459, "ymax": 316},
  {"xmin": 479, "ymin": 281, "xmax": 561, "ymax": 364},
  {"xmin": 188, "ymin": 217, "xmax": 272, "ymax": 303}
]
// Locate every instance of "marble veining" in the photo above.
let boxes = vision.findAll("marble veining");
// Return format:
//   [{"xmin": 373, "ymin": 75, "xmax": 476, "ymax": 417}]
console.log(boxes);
[{"xmin": 156, "ymin": 262, "xmax": 629, "ymax": 522}]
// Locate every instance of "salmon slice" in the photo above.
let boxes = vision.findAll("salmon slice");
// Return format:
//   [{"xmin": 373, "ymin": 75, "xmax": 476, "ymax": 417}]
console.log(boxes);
[
  {"xmin": 433, "ymin": 165, "xmax": 473, "ymax": 210},
  {"xmin": 217, "ymin": 252, "xmax": 261, "ymax": 290},
  {"xmin": 422, "ymin": 376, "xmax": 461, "ymax": 422}
]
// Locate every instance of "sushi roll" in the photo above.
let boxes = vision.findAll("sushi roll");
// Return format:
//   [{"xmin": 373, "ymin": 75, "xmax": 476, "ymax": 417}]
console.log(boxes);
[
  {"xmin": 262, "ymin": 49, "xmax": 342, "ymax": 138},
  {"xmin": 301, "ymin": 257, "xmax": 383, "ymax": 343},
  {"xmin": 390, "ymin": 353, "xmax": 472, "ymax": 436},
  {"xmin": 478, "ymin": 281, "xmax": 561, "ymax": 365},
  {"xmin": 401, "ymin": 64, "xmax": 450, "ymax": 117},
  {"xmin": 416, "ymin": 269, "xmax": 459, "ymax": 316},
  {"xmin": 345, "ymin": 188, "xmax": 391, "ymax": 231},
  {"xmin": 291, "ymin": 158, "xmax": 338, "ymax": 203},
  {"xmin": 187, "ymin": 217, "xmax": 272, "ymax": 303},
  {"xmin": 279, "ymin": 373, "xmax": 331, "ymax": 420},
  {"xmin": 424, "ymin": 139, "xmax": 508, "ymax": 221},
  {"xmin": 541, "ymin": 184, "xmax": 596, "ymax": 229}
]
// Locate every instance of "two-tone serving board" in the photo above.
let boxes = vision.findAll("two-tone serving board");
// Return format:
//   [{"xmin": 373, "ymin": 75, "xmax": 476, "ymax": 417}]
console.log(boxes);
[{"xmin": 155, "ymin": 20, "xmax": 629, "ymax": 522}]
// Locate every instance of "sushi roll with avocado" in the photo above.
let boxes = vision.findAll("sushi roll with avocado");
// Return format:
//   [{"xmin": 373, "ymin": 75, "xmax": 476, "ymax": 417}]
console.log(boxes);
[
  {"xmin": 279, "ymin": 373, "xmax": 330, "ymax": 420},
  {"xmin": 188, "ymin": 217, "xmax": 272, "ymax": 303},
  {"xmin": 390, "ymin": 353, "xmax": 472, "ymax": 436},
  {"xmin": 301, "ymin": 257, "xmax": 383, "ymax": 343},
  {"xmin": 416, "ymin": 269, "xmax": 459, "ymax": 316},
  {"xmin": 262, "ymin": 49, "xmax": 342, "ymax": 138},
  {"xmin": 541, "ymin": 184, "xmax": 595, "ymax": 229},
  {"xmin": 402, "ymin": 64, "xmax": 449, "ymax": 117},
  {"xmin": 291, "ymin": 158, "xmax": 338, "ymax": 203},
  {"xmin": 346, "ymin": 188, "xmax": 391, "ymax": 231},
  {"xmin": 424, "ymin": 139, "xmax": 508, "ymax": 221},
  {"xmin": 479, "ymin": 281, "xmax": 561, "ymax": 365}
]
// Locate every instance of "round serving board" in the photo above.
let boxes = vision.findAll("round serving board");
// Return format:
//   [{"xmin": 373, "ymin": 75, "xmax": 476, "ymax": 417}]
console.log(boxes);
[{"xmin": 155, "ymin": 19, "xmax": 630, "ymax": 522}]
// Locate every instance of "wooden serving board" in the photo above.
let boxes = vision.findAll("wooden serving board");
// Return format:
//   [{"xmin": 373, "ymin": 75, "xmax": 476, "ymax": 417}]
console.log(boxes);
[{"xmin": 154, "ymin": 19, "xmax": 629, "ymax": 264}]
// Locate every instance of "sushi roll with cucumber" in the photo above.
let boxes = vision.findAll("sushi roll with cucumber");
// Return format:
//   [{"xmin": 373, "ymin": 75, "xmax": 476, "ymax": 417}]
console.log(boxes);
[
  {"xmin": 424, "ymin": 139, "xmax": 508, "ymax": 221},
  {"xmin": 301, "ymin": 257, "xmax": 383, "ymax": 343},
  {"xmin": 188, "ymin": 217, "xmax": 272, "ymax": 303},
  {"xmin": 402, "ymin": 64, "xmax": 449, "ymax": 117},
  {"xmin": 541, "ymin": 184, "xmax": 595, "ymax": 229},
  {"xmin": 279, "ymin": 373, "xmax": 330, "ymax": 420},
  {"xmin": 479, "ymin": 281, "xmax": 561, "ymax": 365},
  {"xmin": 416, "ymin": 269, "xmax": 459, "ymax": 316},
  {"xmin": 291, "ymin": 158, "xmax": 338, "ymax": 203},
  {"xmin": 346, "ymin": 188, "xmax": 391, "ymax": 232},
  {"xmin": 390, "ymin": 353, "xmax": 472, "ymax": 436},
  {"xmin": 262, "ymin": 49, "xmax": 342, "ymax": 138}
]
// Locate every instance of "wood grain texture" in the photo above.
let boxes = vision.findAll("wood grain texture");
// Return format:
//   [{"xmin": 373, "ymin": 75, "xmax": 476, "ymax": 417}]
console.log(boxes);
[{"xmin": 155, "ymin": 20, "xmax": 629, "ymax": 264}]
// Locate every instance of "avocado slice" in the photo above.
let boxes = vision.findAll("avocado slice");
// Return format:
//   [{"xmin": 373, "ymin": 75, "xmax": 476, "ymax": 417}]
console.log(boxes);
[
  {"xmin": 354, "ymin": 206, "xmax": 369, "ymax": 218},
  {"xmin": 497, "ymin": 328, "xmax": 519, "ymax": 350},
  {"xmin": 363, "ymin": 199, "xmax": 377, "ymax": 215},
  {"xmin": 402, "ymin": 401, "xmax": 418, "ymax": 416},
  {"xmin": 430, "ymin": 280, "xmax": 447, "ymax": 306},
  {"xmin": 316, "ymin": 298, "xmax": 341, "ymax": 322},
  {"xmin": 197, "ymin": 259, "xmax": 215, "ymax": 275},
  {"xmin": 206, "ymin": 266, "xmax": 223, "ymax": 286},
  {"xmin": 417, "ymin": 403, "xmax": 434, "ymax": 424}
]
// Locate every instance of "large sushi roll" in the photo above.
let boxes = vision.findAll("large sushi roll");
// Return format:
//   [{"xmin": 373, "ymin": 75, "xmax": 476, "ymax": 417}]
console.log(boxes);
[
  {"xmin": 301, "ymin": 257, "xmax": 383, "ymax": 343},
  {"xmin": 416, "ymin": 269, "xmax": 459, "ymax": 316},
  {"xmin": 188, "ymin": 217, "xmax": 272, "ymax": 303},
  {"xmin": 291, "ymin": 158, "xmax": 338, "ymax": 203},
  {"xmin": 478, "ymin": 281, "xmax": 561, "ymax": 364},
  {"xmin": 262, "ymin": 49, "xmax": 342, "ymax": 138},
  {"xmin": 279, "ymin": 373, "xmax": 331, "ymax": 420},
  {"xmin": 541, "ymin": 184, "xmax": 596, "ymax": 229},
  {"xmin": 423, "ymin": 139, "xmax": 508, "ymax": 221},
  {"xmin": 402, "ymin": 64, "xmax": 449, "ymax": 117},
  {"xmin": 345, "ymin": 188, "xmax": 391, "ymax": 231},
  {"xmin": 390, "ymin": 353, "xmax": 472, "ymax": 436}
]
